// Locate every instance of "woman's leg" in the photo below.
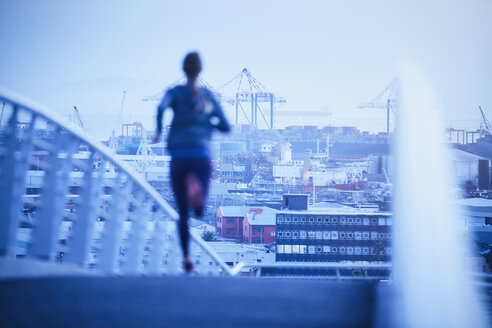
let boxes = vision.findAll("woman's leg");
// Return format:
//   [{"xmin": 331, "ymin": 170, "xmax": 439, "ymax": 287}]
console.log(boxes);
[
  {"xmin": 190, "ymin": 156, "xmax": 211, "ymax": 217},
  {"xmin": 170, "ymin": 158, "xmax": 191, "ymax": 258}
]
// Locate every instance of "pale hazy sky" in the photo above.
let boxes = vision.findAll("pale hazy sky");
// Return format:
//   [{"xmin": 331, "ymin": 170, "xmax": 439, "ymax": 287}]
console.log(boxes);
[{"xmin": 1, "ymin": 0, "xmax": 491, "ymax": 137}]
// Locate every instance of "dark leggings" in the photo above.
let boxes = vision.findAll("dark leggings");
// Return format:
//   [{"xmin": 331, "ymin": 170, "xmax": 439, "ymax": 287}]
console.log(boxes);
[{"xmin": 170, "ymin": 156, "xmax": 211, "ymax": 257}]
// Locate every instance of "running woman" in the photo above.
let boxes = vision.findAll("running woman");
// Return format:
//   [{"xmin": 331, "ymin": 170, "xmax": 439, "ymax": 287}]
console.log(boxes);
[{"xmin": 153, "ymin": 52, "xmax": 230, "ymax": 273}]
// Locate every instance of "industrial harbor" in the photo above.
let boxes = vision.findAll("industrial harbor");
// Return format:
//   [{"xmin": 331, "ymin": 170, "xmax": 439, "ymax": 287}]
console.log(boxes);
[{"xmin": 7, "ymin": 72, "xmax": 492, "ymax": 277}]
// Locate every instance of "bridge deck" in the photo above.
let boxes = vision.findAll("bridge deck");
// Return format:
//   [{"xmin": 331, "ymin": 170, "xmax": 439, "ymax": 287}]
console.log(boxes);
[{"xmin": 0, "ymin": 276, "xmax": 376, "ymax": 327}]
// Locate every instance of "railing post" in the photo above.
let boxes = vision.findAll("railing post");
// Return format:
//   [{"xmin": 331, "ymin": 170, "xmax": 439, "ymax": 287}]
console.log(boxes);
[
  {"xmin": 98, "ymin": 175, "xmax": 131, "ymax": 274},
  {"xmin": 119, "ymin": 192, "xmax": 149, "ymax": 275},
  {"xmin": 28, "ymin": 133, "xmax": 76, "ymax": 260},
  {"xmin": 0, "ymin": 108, "xmax": 35, "ymax": 256},
  {"xmin": 146, "ymin": 217, "xmax": 167, "ymax": 275},
  {"xmin": 64, "ymin": 153, "xmax": 104, "ymax": 267},
  {"xmin": 190, "ymin": 241, "xmax": 201, "ymax": 273}
]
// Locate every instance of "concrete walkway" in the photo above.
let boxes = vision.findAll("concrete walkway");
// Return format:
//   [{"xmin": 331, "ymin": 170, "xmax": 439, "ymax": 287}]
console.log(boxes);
[
  {"xmin": 0, "ymin": 276, "xmax": 376, "ymax": 327},
  {"xmin": 0, "ymin": 257, "xmax": 94, "ymax": 280}
]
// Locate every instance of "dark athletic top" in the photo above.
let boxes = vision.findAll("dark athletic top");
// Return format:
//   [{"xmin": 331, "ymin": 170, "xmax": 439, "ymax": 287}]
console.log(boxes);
[{"xmin": 156, "ymin": 85, "xmax": 230, "ymax": 156}]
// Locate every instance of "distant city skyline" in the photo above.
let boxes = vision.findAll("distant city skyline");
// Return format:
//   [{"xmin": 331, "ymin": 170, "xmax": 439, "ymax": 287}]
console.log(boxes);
[{"xmin": 1, "ymin": 0, "xmax": 491, "ymax": 138}]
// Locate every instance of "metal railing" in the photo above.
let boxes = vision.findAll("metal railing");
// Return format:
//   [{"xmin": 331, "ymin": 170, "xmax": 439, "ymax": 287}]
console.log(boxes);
[
  {"xmin": 0, "ymin": 87, "xmax": 231, "ymax": 276},
  {"xmin": 231, "ymin": 261, "xmax": 393, "ymax": 279}
]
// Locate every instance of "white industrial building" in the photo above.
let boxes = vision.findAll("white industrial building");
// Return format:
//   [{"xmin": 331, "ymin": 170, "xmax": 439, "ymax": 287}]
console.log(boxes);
[{"xmin": 449, "ymin": 148, "xmax": 487, "ymax": 185}]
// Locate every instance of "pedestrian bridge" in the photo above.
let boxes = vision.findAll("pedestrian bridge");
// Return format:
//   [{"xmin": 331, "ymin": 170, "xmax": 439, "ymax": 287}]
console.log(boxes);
[{"xmin": 0, "ymin": 66, "xmax": 491, "ymax": 328}]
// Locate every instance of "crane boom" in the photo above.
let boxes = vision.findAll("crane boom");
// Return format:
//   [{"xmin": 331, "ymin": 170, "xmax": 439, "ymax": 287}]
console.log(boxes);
[
  {"xmin": 109, "ymin": 91, "xmax": 126, "ymax": 153},
  {"xmin": 73, "ymin": 106, "xmax": 86, "ymax": 132},
  {"xmin": 479, "ymin": 106, "xmax": 491, "ymax": 136},
  {"xmin": 358, "ymin": 79, "xmax": 397, "ymax": 134}
]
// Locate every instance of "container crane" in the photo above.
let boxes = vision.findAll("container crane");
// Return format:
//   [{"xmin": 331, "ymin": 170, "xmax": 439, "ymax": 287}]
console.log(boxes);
[
  {"xmin": 70, "ymin": 105, "xmax": 94, "ymax": 138},
  {"xmin": 141, "ymin": 69, "xmax": 286, "ymax": 129},
  {"xmin": 478, "ymin": 106, "xmax": 491, "ymax": 136},
  {"xmin": 109, "ymin": 91, "xmax": 126, "ymax": 153},
  {"xmin": 72, "ymin": 106, "xmax": 87, "ymax": 132},
  {"xmin": 219, "ymin": 68, "xmax": 285, "ymax": 129},
  {"xmin": 358, "ymin": 79, "xmax": 398, "ymax": 134}
]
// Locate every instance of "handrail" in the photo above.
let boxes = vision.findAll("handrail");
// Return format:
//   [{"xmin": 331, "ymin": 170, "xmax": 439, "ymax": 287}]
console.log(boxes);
[
  {"xmin": 0, "ymin": 86, "xmax": 231, "ymax": 276},
  {"xmin": 234, "ymin": 262, "xmax": 393, "ymax": 269},
  {"xmin": 0, "ymin": 86, "xmax": 175, "ymax": 217},
  {"xmin": 231, "ymin": 261, "xmax": 392, "ymax": 278}
]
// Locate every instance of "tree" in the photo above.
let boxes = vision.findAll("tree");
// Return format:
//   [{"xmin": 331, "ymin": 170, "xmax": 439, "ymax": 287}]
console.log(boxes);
[
  {"xmin": 352, "ymin": 268, "xmax": 367, "ymax": 277},
  {"xmin": 373, "ymin": 242, "xmax": 385, "ymax": 262},
  {"xmin": 201, "ymin": 231, "xmax": 217, "ymax": 241},
  {"xmin": 373, "ymin": 242, "xmax": 386, "ymax": 278}
]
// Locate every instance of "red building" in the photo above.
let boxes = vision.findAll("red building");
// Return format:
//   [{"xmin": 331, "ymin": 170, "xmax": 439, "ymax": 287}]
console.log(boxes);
[
  {"xmin": 242, "ymin": 207, "xmax": 278, "ymax": 244},
  {"xmin": 216, "ymin": 206, "xmax": 248, "ymax": 240}
]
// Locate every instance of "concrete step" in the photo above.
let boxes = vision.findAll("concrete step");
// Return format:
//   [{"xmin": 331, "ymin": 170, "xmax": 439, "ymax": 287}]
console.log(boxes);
[{"xmin": 0, "ymin": 276, "xmax": 376, "ymax": 327}]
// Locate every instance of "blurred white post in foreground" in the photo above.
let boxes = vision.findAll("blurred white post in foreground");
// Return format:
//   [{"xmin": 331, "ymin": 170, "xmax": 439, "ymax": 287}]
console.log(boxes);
[{"xmin": 393, "ymin": 63, "xmax": 487, "ymax": 327}]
